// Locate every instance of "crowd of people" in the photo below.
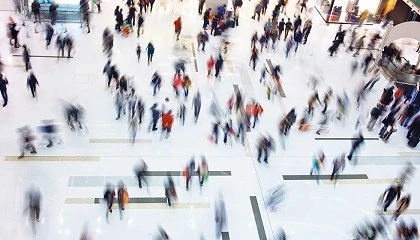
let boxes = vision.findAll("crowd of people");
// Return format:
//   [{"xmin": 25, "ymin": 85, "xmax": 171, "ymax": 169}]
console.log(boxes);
[{"xmin": 2, "ymin": 0, "xmax": 420, "ymax": 239}]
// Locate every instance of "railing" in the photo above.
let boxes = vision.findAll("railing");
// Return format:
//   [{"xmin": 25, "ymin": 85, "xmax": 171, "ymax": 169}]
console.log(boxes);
[
  {"xmin": 24, "ymin": 1, "xmax": 84, "ymax": 23},
  {"xmin": 380, "ymin": 56, "xmax": 420, "ymax": 85}
]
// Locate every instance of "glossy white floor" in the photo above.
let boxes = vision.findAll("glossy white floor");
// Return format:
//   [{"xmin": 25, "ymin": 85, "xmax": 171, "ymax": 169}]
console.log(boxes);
[{"xmin": 0, "ymin": 0, "xmax": 419, "ymax": 239}]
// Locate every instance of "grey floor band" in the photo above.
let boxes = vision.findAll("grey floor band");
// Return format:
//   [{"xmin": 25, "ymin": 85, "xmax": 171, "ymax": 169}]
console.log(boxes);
[
  {"xmin": 314, "ymin": 138, "xmax": 379, "ymax": 140},
  {"xmin": 250, "ymin": 196, "xmax": 267, "ymax": 240},
  {"xmin": 13, "ymin": 54, "xmax": 74, "ymax": 59},
  {"xmin": 93, "ymin": 197, "xmax": 167, "ymax": 204},
  {"xmin": 283, "ymin": 174, "xmax": 368, "ymax": 180},
  {"xmin": 68, "ymin": 171, "xmax": 231, "ymax": 187},
  {"xmin": 221, "ymin": 232, "xmax": 230, "ymax": 240}
]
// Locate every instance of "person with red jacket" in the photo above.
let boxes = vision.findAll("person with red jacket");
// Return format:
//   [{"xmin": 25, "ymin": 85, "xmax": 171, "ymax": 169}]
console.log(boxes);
[
  {"xmin": 252, "ymin": 102, "xmax": 263, "ymax": 128},
  {"xmin": 174, "ymin": 17, "xmax": 182, "ymax": 41},
  {"xmin": 207, "ymin": 55, "xmax": 215, "ymax": 78},
  {"xmin": 161, "ymin": 110, "xmax": 174, "ymax": 139}
]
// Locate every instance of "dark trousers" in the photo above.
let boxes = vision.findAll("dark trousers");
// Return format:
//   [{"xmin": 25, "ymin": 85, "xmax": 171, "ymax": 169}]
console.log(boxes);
[
  {"xmin": 147, "ymin": 53, "xmax": 153, "ymax": 65},
  {"xmin": 257, "ymin": 147, "xmax": 268, "ymax": 162},
  {"xmin": 347, "ymin": 143, "xmax": 360, "ymax": 161},
  {"xmin": 284, "ymin": 29, "xmax": 290, "ymax": 40},
  {"xmin": 1, "ymin": 90, "xmax": 8, "ymax": 105},
  {"xmin": 363, "ymin": 79, "xmax": 379, "ymax": 91},
  {"xmin": 322, "ymin": 101, "xmax": 328, "ymax": 114},
  {"xmin": 215, "ymin": 67, "xmax": 221, "ymax": 78},
  {"xmin": 194, "ymin": 105, "xmax": 201, "ymax": 122},
  {"xmin": 29, "ymin": 85, "xmax": 36, "ymax": 98},
  {"xmin": 25, "ymin": 61, "xmax": 31, "ymax": 71},
  {"xmin": 278, "ymin": 30, "xmax": 283, "ymax": 40},
  {"xmin": 203, "ymin": 19, "xmax": 209, "ymax": 29},
  {"xmin": 198, "ymin": 3, "xmax": 204, "ymax": 14},
  {"xmin": 150, "ymin": 118, "xmax": 158, "ymax": 131}
]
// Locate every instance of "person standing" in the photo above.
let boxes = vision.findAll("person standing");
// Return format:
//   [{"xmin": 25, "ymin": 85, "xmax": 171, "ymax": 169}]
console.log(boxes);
[
  {"xmin": 127, "ymin": 4, "xmax": 136, "ymax": 27},
  {"xmin": 146, "ymin": 42, "xmax": 154, "ymax": 65},
  {"xmin": 117, "ymin": 182, "xmax": 129, "ymax": 220},
  {"xmin": 192, "ymin": 90, "xmax": 201, "ymax": 123},
  {"xmin": 22, "ymin": 45, "xmax": 31, "ymax": 71},
  {"xmin": 150, "ymin": 71, "xmax": 161, "ymax": 96},
  {"xmin": 27, "ymin": 71, "xmax": 39, "ymax": 99},
  {"xmin": 103, "ymin": 184, "xmax": 115, "ymax": 223},
  {"xmin": 293, "ymin": 15, "xmax": 302, "ymax": 32},
  {"xmin": 49, "ymin": 1, "xmax": 58, "ymax": 25},
  {"xmin": 26, "ymin": 187, "xmax": 42, "ymax": 237},
  {"xmin": 0, "ymin": 74, "xmax": 9, "ymax": 107},
  {"xmin": 31, "ymin": 0, "xmax": 41, "ymax": 23},
  {"xmin": 174, "ymin": 17, "xmax": 182, "ymax": 41},
  {"xmin": 65, "ymin": 35, "xmax": 74, "ymax": 58}
]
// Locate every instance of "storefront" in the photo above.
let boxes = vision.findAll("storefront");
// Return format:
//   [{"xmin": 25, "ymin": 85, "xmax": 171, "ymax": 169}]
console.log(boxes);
[{"xmin": 314, "ymin": 0, "xmax": 397, "ymax": 24}]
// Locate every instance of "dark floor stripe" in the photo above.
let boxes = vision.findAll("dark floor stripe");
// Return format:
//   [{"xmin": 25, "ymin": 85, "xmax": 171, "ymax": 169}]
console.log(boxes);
[
  {"xmin": 13, "ymin": 54, "xmax": 73, "ymax": 59},
  {"xmin": 283, "ymin": 174, "xmax": 368, "ymax": 180},
  {"xmin": 221, "ymin": 232, "xmax": 230, "ymax": 240},
  {"xmin": 191, "ymin": 43, "xmax": 196, "ymax": 58},
  {"xmin": 315, "ymin": 138, "xmax": 379, "ymax": 140},
  {"xmin": 266, "ymin": 59, "xmax": 286, "ymax": 98},
  {"xmin": 194, "ymin": 59, "xmax": 198, "ymax": 72},
  {"xmin": 94, "ymin": 197, "xmax": 166, "ymax": 204},
  {"xmin": 250, "ymin": 196, "xmax": 267, "ymax": 240},
  {"xmin": 233, "ymin": 84, "xmax": 250, "ymax": 132}
]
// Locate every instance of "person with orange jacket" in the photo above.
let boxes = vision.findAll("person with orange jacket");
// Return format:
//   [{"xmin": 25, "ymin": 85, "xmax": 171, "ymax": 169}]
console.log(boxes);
[
  {"xmin": 174, "ymin": 17, "xmax": 182, "ymax": 41},
  {"xmin": 117, "ymin": 182, "xmax": 129, "ymax": 220},
  {"xmin": 161, "ymin": 110, "xmax": 174, "ymax": 139},
  {"xmin": 252, "ymin": 102, "xmax": 264, "ymax": 128}
]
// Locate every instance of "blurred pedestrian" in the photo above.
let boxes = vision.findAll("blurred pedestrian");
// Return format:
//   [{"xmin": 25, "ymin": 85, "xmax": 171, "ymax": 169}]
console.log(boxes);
[
  {"xmin": 117, "ymin": 181, "xmax": 129, "ymax": 220},
  {"xmin": 103, "ymin": 184, "xmax": 115, "ymax": 223},
  {"xmin": 0, "ymin": 73, "xmax": 9, "ymax": 107}
]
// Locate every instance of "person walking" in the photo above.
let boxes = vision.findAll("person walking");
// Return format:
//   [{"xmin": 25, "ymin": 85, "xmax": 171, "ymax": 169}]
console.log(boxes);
[
  {"xmin": 149, "ymin": 103, "xmax": 160, "ymax": 131},
  {"xmin": 363, "ymin": 68, "xmax": 381, "ymax": 91},
  {"xmin": 22, "ymin": 45, "xmax": 31, "ymax": 71},
  {"xmin": 293, "ymin": 28, "xmax": 303, "ymax": 52},
  {"xmin": 150, "ymin": 71, "xmax": 161, "ymax": 96},
  {"xmin": 321, "ymin": 88, "xmax": 333, "ymax": 115},
  {"xmin": 367, "ymin": 104, "xmax": 385, "ymax": 131},
  {"xmin": 65, "ymin": 35, "xmax": 74, "ymax": 58},
  {"xmin": 146, "ymin": 42, "xmax": 154, "ymax": 65},
  {"xmin": 197, "ymin": 156, "xmax": 209, "ymax": 188},
  {"xmin": 310, "ymin": 151, "xmax": 325, "ymax": 185},
  {"xmin": 117, "ymin": 182, "xmax": 129, "ymax": 220},
  {"xmin": 278, "ymin": 18, "xmax": 285, "ymax": 40},
  {"xmin": 393, "ymin": 193, "xmax": 411, "ymax": 221},
  {"xmin": 198, "ymin": 0, "xmax": 205, "ymax": 14},
  {"xmin": 284, "ymin": 18, "xmax": 293, "ymax": 41},
  {"xmin": 302, "ymin": 19, "xmax": 312, "ymax": 44},
  {"xmin": 192, "ymin": 90, "xmax": 201, "ymax": 123},
  {"xmin": 134, "ymin": 159, "xmax": 149, "ymax": 189},
  {"xmin": 347, "ymin": 131, "xmax": 364, "ymax": 161},
  {"xmin": 174, "ymin": 17, "xmax": 182, "ymax": 41},
  {"xmin": 184, "ymin": 158, "xmax": 196, "ymax": 190},
  {"xmin": 381, "ymin": 184, "xmax": 402, "ymax": 212},
  {"xmin": 31, "ymin": 0, "xmax": 41, "ymax": 23},
  {"xmin": 115, "ymin": 91, "xmax": 124, "ymax": 120},
  {"xmin": 161, "ymin": 110, "xmax": 174, "ymax": 139},
  {"xmin": 203, "ymin": 8, "xmax": 211, "ymax": 29},
  {"xmin": 137, "ymin": 12, "xmax": 144, "ymax": 37},
  {"xmin": 136, "ymin": 44, "xmax": 141, "ymax": 63},
  {"xmin": 164, "ymin": 175, "xmax": 177, "ymax": 206},
  {"xmin": 103, "ymin": 184, "xmax": 115, "ymax": 223},
  {"xmin": 0, "ymin": 74, "xmax": 8, "ymax": 107},
  {"xmin": 330, "ymin": 154, "xmax": 346, "ymax": 183},
  {"xmin": 27, "ymin": 71, "xmax": 39, "ymax": 99},
  {"xmin": 257, "ymin": 135, "xmax": 274, "ymax": 163}
]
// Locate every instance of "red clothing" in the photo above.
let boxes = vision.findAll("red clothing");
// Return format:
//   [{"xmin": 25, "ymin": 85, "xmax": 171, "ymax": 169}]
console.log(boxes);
[
  {"xmin": 162, "ymin": 113, "xmax": 174, "ymax": 128},
  {"xmin": 207, "ymin": 58, "xmax": 215, "ymax": 69},
  {"xmin": 174, "ymin": 18, "xmax": 182, "ymax": 31},
  {"xmin": 173, "ymin": 75, "xmax": 183, "ymax": 88},
  {"xmin": 253, "ymin": 104, "xmax": 263, "ymax": 116}
]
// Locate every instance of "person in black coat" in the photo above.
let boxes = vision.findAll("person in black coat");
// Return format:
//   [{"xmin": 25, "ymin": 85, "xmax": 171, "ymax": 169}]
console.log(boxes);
[
  {"xmin": 116, "ymin": 9, "xmax": 123, "ymax": 31},
  {"xmin": 382, "ymin": 184, "xmax": 402, "ymax": 212},
  {"xmin": 294, "ymin": 29, "xmax": 303, "ymax": 52},
  {"xmin": 31, "ymin": 0, "xmax": 41, "ymax": 23},
  {"xmin": 278, "ymin": 18, "xmax": 285, "ymax": 40},
  {"xmin": 149, "ymin": 103, "xmax": 161, "ymax": 131},
  {"xmin": 22, "ymin": 45, "xmax": 31, "ymax": 71},
  {"xmin": 127, "ymin": 4, "xmax": 136, "ymax": 26},
  {"xmin": 137, "ymin": 12, "xmax": 144, "ymax": 37},
  {"xmin": 284, "ymin": 18, "xmax": 293, "ymax": 41},
  {"xmin": 203, "ymin": 8, "xmax": 211, "ymax": 29},
  {"xmin": 379, "ymin": 109, "xmax": 397, "ymax": 138},
  {"xmin": 27, "ymin": 72, "xmax": 39, "ymax": 98},
  {"xmin": 293, "ymin": 16, "xmax": 302, "ymax": 32},
  {"xmin": 49, "ymin": 1, "xmax": 58, "ymax": 25},
  {"xmin": 215, "ymin": 54, "xmax": 224, "ymax": 78},
  {"xmin": 347, "ymin": 131, "xmax": 364, "ymax": 161},
  {"xmin": 10, "ymin": 22, "xmax": 20, "ymax": 49},
  {"xmin": 0, "ymin": 74, "xmax": 9, "ymax": 107},
  {"xmin": 303, "ymin": 20, "xmax": 312, "ymax": 44}
]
